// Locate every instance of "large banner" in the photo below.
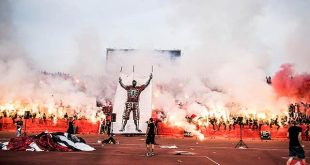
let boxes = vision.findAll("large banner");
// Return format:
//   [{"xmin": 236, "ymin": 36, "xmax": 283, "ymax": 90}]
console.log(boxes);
[{"xmin": 112, "ymin": 73, "xmax": 152, "ymax": 134}]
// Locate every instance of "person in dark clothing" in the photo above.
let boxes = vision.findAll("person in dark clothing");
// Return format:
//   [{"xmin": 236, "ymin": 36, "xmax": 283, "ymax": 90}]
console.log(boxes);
[
  {"xmin": 43, "ymin": 113, "xmax": 46, "ymax": 124},
  {"xmin": 233, "ymin": 117, "xmax": 237, "ymax": 130},
  {"xmin": 274, "ymin": 117, "xmax": 280, "ymax": 130},
  {"xmin": 218, "ymin": 116, "xmax": 226, "ymax": 130},
  {"xmin": 249, "ymin": 118, "xmax": 253, "ymax": 129},
  {"xmin": 64, "ymin": 113, "xmax": 68, "ymax": 119},
  {"xmin": 258, "ymin": 120, "xmax": 264, "ymax": 131},
  {"xmin": 286, "ymin": 122, "xmax": 306, "ymax": 165},
  {"xmin": 266, "ymin": 76, "xmax": 272, "ymax": 84},
  {"xmin": 106, "ymin": 119, "xmax": 111, "ymax": 136},
  {"xmin": 252, "ymin": 119, "xmax": 258, "ymax": 130},
  {"xmin": 146, "ymin": 118, "xmax": 156, "ymax": 157},
  {"xmin": 289, "ymin": 104, "xmax": 295, "ymax": 118},
  {"xmin": 270, "ymin": 118, "xmax": 275, "ymax": 129},
  {"xmin": 210, "ymin": 117, "xmax": 216, "ymax": 130},
  {"xmin": 49, "ymin": 114, "xmax": 54, "ymax": 125},
  {"xmin": 12, "ymin": 113, "xmax": 17, "ymax": 123},
  {"xmin": 67, "ymin": 117, "xmax": 75, "ymax": 134}
]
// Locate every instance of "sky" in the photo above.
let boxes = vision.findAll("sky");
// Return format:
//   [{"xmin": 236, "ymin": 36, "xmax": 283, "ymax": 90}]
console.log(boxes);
[
  {"xmin": 2, "ymin": 0, "xmax": 310, "ymax": 74},
  {"xmin": 9, "ymin": 0, "xmax": 180, "ymax": 71}
]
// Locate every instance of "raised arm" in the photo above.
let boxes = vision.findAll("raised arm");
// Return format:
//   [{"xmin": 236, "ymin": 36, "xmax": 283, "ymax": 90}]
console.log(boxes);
[
  {"xmin": 144, "ymin": 73, "xmax": 153, "ymax": 87},
  {"xmin": 119, "ymin": 77, "xmax": 127, "ymax": 89}
]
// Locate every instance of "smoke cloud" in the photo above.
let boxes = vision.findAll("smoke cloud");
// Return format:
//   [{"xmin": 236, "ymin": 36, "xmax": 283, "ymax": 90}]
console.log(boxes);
[
  {"xmin": 0, "ymin": 0, "xmax": 310, "ymax": 137},
  {"xmin": 272, "ymin": 64, "xmax": 310, "ymax": 102}
]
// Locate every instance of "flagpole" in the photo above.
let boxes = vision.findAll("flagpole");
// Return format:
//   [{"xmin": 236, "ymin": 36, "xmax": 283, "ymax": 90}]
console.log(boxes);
[
  {"xmin": 151, "ymin": 65, "xmax": 158, "ymax": 133},
  {"xmin": 151, "ymin": 65, "xmax": 154, "ymax": 119},
  {"xmin": 133, "ymin": 65, "xmax": 135, "ymax": 80}
]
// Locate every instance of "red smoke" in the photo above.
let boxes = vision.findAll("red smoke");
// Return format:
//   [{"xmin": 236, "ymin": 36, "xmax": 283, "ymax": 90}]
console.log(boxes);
[{"xmin": 272, "ymin": 64, "xmax": 310, "ymax": 102}]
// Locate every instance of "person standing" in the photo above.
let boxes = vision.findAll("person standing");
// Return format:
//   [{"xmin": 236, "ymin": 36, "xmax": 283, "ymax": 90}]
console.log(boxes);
[
  {"xmin": 107, "ymin": 117, "xmax": 111, "ymax": 136},
  {"xmin": 146, "ymin": 118, "xmax": 156, "ymax": 157},
  {"xmin": 99, "ymin": 118, "xmax": 105, "ymax": 134},
  {"xmin": 43, "ymin": 113, "xmax": 46, "ymax": 124},
  {"xmin": 286, "ymin": 122, "xmax": 306, "ymax": 165},
  {"xmin": 15, "ymin": 117, "xmax": 23, "ymax": 137},
  {"xmin": 67, "ymin": 117, "xmax": 75, "ymax": 135}
]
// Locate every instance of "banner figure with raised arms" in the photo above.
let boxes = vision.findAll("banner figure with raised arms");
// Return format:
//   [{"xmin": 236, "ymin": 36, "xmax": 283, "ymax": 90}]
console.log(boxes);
[{"xmin": 118, "ymin": 73, "xmax": 152, "ymax": 132}]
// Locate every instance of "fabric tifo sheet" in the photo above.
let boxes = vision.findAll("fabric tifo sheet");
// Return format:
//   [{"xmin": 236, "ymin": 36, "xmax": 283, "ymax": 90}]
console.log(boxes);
[
  {"xmin": 0, "ymin": 132, "xmax": 95, "ymax": 152},
  {"xmin": 113, "ymin": 73, "xmax": 153, "ymax": 134}
]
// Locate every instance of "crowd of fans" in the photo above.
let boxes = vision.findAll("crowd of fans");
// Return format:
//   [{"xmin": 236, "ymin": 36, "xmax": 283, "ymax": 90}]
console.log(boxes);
[
  {"xmin": 1, "ymin": 101, "xmax": 309, "ymax": 139},
  {"xmin": 0, "ymin": 104, "xmax": 112, "ymax": 127},
  {"xmin": 184, "ymin": 102, "xmax": 310, "ymax": 133},
  {"xmin": 288, "ymin": 102, "xmax": 310, "ymax": 123},
  {"xmin": 203, "ymin": 115, "xmax": 283, "ymax": 131}
]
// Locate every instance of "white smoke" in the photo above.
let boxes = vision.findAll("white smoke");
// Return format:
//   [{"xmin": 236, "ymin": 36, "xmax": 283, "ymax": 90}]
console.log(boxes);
[{"xmin": 1, "ymin": 0, "xmax": 309, "ymax": 138}]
